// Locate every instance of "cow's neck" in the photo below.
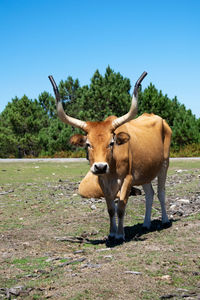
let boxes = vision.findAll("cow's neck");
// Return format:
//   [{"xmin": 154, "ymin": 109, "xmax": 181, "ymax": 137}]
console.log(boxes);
[{"xmin": 98, "ymin": 172, "xmax": 121, "ymax": 200}]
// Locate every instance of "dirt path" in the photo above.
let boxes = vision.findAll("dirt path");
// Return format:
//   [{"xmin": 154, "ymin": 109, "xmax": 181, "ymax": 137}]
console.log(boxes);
[
  {"xmin": 0, "ymin": 158, "xmax": 87, "ymax": 163},
  {"xmin": 0, "ymin": 157, "xmax": 200, "ymax": 163}
]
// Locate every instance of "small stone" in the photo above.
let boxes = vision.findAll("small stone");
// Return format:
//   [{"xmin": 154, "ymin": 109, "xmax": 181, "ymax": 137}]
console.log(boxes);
[
  {"xmin": 91, "ymin": 230, "xmax": 98, "ymax": 235},
  {"xmin": 177, "ymin": 199, "xmax": 190, "ymax": 204},
  {"xmin": 96, "ymin": 248, "xmax": 111, "ymax": 252},
  {"xmin": 104, "ymin": 255, "xmax": 113, "ymax": 260},
  {"xmin": 9, "ymin": 286, "xmax": 24, "ymax": 296},
  {"xmin": 74, "ymin": 250, "xmax": 84, "ymax": 254},
  {"xmin": 192, "ymin": 271, "xmax": 200, "ymax": 276},
  {"xmin": 159, "ymin": 275, "xmax": 172, "ymax": 283},
  {"xmin": 81, "ymin": 263, "xmax": 101, "ymax": 269},
  {"xmin": 91, "ymin": 204, "xmax": 97, "ymax": 210},
  {"xmin": 176, "ymin": 210, "xmax": 183, "ymax": 216},
  {"xmin": 177, "ymin": 288, "xmax": 189, "ymax": 292},
  {"xmin": 90, "ymin": 198, "xmax": 96, "ymax": 202},
  {"xmin": 81, "ymin": 232, "xmax": 88, "ymax": 238},
  {"xmin": 124, "ymin": 271, "xmax": 142, "ymax": 275},
  {"xmin": 45, "ymin": 257, "xmax": 64, "ymax": 262},
  {"xmin": 97, "ymin": 199, "xmax": 103, "ymax": 203},
  {"xmin": 22, "ymin": 242, "xmax": 30, "ymax": 249},
  {"xmin": 169, "ymin": 204, "xmax": 177, "ymax": 211}
]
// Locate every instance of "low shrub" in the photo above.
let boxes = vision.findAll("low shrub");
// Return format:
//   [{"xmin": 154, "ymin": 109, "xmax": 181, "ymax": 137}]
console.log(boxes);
[{"xmin": 170, "ymin": 143, "xmax": 200, "ymax": 157}]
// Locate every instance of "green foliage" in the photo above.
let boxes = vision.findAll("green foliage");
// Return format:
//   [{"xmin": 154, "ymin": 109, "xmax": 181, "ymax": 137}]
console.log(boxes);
[
  {"xmin": 59, "ymin": 76, "xmax": 80, "ymax": 117},
  {"xmin": 138, "ymin": 84, "xmax": 200, "ymax": 149},
  {"xmin": 38, "ymin": 91, "xmax": 56, "ymax": 118},
  {"xmin": 170, "ymin": 143, "xmax": 200, "ymax": 157},
  {"xmin": 172, "ymin": 107, "xmax": 199, "ymax": 148},
  {"xmin": 0, "ymin": 126, "xmax": 18, "ymax": 158},
  {"xmin": 138, "ymin": 83, "xmax": 173, "ymax": 124},
  {"xmin": 0, "ymin": 67, "xmax": 199, "ymax": 157},
  {"xmin": 77, "ymin": 66, "xmax": 131, "ymax": 121},
  {"xmin": 38, "ymin": 119, "xmax": 74, "ymax": 155},
  {"xmin": 0, "ymin": 96, "xmax": 49, "ymax": 157}
]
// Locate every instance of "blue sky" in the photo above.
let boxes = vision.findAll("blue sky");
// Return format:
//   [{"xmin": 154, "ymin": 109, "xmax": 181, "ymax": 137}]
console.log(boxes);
[{"xmin": 0, "ymin": 0, "xmax": 199, "ymax": 118}]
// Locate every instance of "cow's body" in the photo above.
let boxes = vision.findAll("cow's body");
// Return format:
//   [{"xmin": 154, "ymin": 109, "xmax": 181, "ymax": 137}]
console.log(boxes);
[
  {"xmin": 80, "ymin": 113, "xmax": 171, "ymax": 192},
  {"xmin": 48, "ymin": 72, "xmax": 172, "ymax": 242},
  {"xmin": 78, "ymin": 113, "xmax": 171, "ymax": 239}
]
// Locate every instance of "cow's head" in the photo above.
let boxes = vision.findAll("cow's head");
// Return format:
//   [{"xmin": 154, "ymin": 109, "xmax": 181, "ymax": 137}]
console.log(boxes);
[
  {"xmin": 48, "ymin": 72, "xmax": 147, "ymax": 175},
  {"xmin": 69, "ymin": 118, "xmax": 131, "ymax": 174}
]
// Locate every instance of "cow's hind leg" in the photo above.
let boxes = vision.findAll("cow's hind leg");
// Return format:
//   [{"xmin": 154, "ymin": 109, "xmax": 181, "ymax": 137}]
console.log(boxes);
[
  {"xmin": 157, "ymin": 160, "xmax": 169, "ymax": 225},
  {"xmin": 142, "ymin": 183, "xmax": 154, "ymax": 229}
]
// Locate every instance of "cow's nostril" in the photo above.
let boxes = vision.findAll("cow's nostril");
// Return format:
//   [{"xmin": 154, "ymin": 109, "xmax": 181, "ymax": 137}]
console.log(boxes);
[{"xmin": 102, "ymin": 164, "xmax": 107, "ymax": 172}]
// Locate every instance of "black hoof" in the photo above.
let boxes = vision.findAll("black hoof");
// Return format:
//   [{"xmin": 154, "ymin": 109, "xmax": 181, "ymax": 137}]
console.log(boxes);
[
  {"xmin": 108, "ymin": 235, "xmax": 116, "ymax": 242},
  {"xmin": 115, "ymin": 237, "xmax": 125, "ymax": 245},
  {"xmin": 162, "ymin": 221, "xmax": 172, "ymax": 229}
]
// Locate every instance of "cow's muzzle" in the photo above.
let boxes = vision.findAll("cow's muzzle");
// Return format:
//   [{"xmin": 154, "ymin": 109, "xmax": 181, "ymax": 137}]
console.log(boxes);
[{"xmin": 91, "ymin": 162, "xmax": 109, "ymax": 175}]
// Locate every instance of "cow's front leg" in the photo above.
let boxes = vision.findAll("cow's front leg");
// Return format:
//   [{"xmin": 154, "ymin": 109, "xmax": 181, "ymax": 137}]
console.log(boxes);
[
  {"xmin": 117, "ymin": 175, "xmax": 133, "ymax": 241},
  {"xmin": 106, "ymin": 198, "xmax": 117, "ymax": 239}
]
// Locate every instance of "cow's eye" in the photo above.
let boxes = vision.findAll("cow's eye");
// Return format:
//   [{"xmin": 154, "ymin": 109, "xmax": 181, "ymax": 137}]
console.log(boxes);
[
  {"xmin": 109, "ymin": 141, "xmax": 114, "ymax": 148},
  {"xmin": 86, "ymin": 142, "xmax": 92, "ymax": 149}
]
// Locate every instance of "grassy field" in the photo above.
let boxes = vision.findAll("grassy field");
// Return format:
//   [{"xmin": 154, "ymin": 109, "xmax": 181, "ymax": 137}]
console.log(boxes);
[{"xmin": 0, "ymin": 160, "xmax": 200, "ymax": 299}]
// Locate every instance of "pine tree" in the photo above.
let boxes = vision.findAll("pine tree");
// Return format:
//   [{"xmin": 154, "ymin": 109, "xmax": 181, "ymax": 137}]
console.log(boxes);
[
  {"xmin": 76, "ymin": 66, "xmax": 131, "ymax": 121},
  {"xmin": 0, "ymin": 96, "xmax": 48, "ymax": 157}
]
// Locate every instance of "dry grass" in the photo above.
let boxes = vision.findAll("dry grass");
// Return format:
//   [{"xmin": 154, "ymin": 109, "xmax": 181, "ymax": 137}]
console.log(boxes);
[{"xmin": 0, "ymin": 160, "xmax": 200, "ymax": 299}]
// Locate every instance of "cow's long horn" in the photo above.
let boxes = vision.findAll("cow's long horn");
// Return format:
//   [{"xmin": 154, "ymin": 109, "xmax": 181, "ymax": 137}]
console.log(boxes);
[
  {"xmin": 48, "ymin": 75, "xmax": 87, "ymax": 131},
  {"xmin": 112, "ymin": 71, "xmax": 147, "ymax": 130}
]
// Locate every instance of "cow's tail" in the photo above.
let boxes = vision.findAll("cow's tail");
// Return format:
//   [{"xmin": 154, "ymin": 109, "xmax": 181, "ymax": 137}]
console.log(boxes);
[{"xmin": 163, "ymin": 120, "xmax": 172, "ymax": 160}]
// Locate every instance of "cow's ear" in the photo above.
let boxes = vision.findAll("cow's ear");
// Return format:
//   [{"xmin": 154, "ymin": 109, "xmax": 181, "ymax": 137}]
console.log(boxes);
[
  {"xmin": 115, "ymin": 132, "xmax": 130, "ymax": 145},
  {"xmin": 70, "ymin": 134, "xmax": 87, "ymax": 147}
]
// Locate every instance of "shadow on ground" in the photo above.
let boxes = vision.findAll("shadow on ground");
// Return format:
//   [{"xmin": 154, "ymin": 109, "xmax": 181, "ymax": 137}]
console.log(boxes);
[
  {"xmin": 124, "ymin": 219, "xmax": 173, "ymax": 241},
  {"xmin": 62, "ymin": 219, "xmax": 178, "ymax": 248},
  {"xmin": 106, "ymin": 219, "xmax": 175, "ymax": 247}
]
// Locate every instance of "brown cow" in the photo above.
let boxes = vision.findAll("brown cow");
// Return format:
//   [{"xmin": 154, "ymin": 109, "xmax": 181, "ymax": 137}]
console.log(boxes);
[{"xmin": 49, "ymin": 72, "xmax": 172, "ymax": 242}]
